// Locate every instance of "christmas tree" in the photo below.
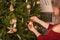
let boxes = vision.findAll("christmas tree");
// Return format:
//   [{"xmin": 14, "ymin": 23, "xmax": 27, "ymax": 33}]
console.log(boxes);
[{"xmin": 0, "ymin": 0, "xmax": 47, "ymax": 40}]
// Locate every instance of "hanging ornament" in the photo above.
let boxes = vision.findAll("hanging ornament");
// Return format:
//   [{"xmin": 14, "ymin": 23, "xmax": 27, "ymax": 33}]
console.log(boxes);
[
  {"xmin": 7, "ymin": 26, "xmax": 17, "ymax": 34},
  {"xmin": 13, "ymin": 23, "xmax": 17, "ymax": 32},
  {"xmin": 29, "ymin": 21, "xmax": 32, "ymax": 25},
  {"xmin": 8, "ymin": 19, "xmax": 17, "ymax": 34},
  {"xmin": 9, "ymin": 4, "xmax": 14, "ymax": 11},
  {"xmin": 36, "ymin": 1, "xmax": 40, "ymax": 5},
  {"xmin": 27, "ymin": 4, "xmax": 31, "ymax": 9},
  {"xmin": 10, "ymin": 19, "xmax": 17, "ymax": 24},
  {"xmin": 26, "ymin": 4, "xmax": 31, "ymax": 14}
]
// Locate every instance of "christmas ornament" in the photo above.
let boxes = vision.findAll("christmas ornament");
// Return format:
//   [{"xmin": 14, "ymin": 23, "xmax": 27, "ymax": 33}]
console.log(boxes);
[
  {"xmin": 9, "ymin": 4, "xmax": 14, "ymax": 11},
  {"xmin": 29, "ymin": 21, "xmax": 32, "ymax": 25},
  {"xmin": 8, "ymin": 19, "xmax": 17, "ymax": 34},
  {"xmin": 7, "ymin": 26, "xmax": 17, "ymax": 34},
  {"xmin": 27, "ymin": 4, "xmax": 31, "ymax": 9},
  {"xmin": 36, "ymin": 1, "xmax": 40, "ymax": 4},
  {"xmin": 10, "ymin": 19, "xmax": 17, "ymax": 24}
]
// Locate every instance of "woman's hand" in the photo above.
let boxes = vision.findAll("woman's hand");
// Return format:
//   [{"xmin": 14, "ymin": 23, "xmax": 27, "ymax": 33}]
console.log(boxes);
[
  {"xmin": 27, "ymin": 21, "xmax": 41, "ymax": 37},
  {"xmin": 30, "ymin": 16, "xmax": 40, "ymax": 23},
  {"xmin": 30, "ymin": 16, "xmax": 49, "ymax": 29},
  {"xmin": 28, "ymin": 21, "xmax": 36, "ymax": 32}
]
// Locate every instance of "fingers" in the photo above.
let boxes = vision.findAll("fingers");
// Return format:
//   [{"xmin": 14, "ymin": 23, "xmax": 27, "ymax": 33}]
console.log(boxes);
[
  {"xmin": 28, "ymin": 24, "xmax": 31, "ymax": 29},
  {"xmin": 30, "ymin": 16, "xmax": 38, "ymax": 22},
  {"xmin": 30, "ymin": 16, "xmax": 35, "ymax": 22},
  {"xmin": 27, "ymin": 16, "xmax": 37, "ymax": 31},
  {"xmin": 27, "ymin": 16, "xmax": 36, "ymax": 28},
  {"xmin": 30, "ymin": 16, "xmax": 35, "ymax": 20}
]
